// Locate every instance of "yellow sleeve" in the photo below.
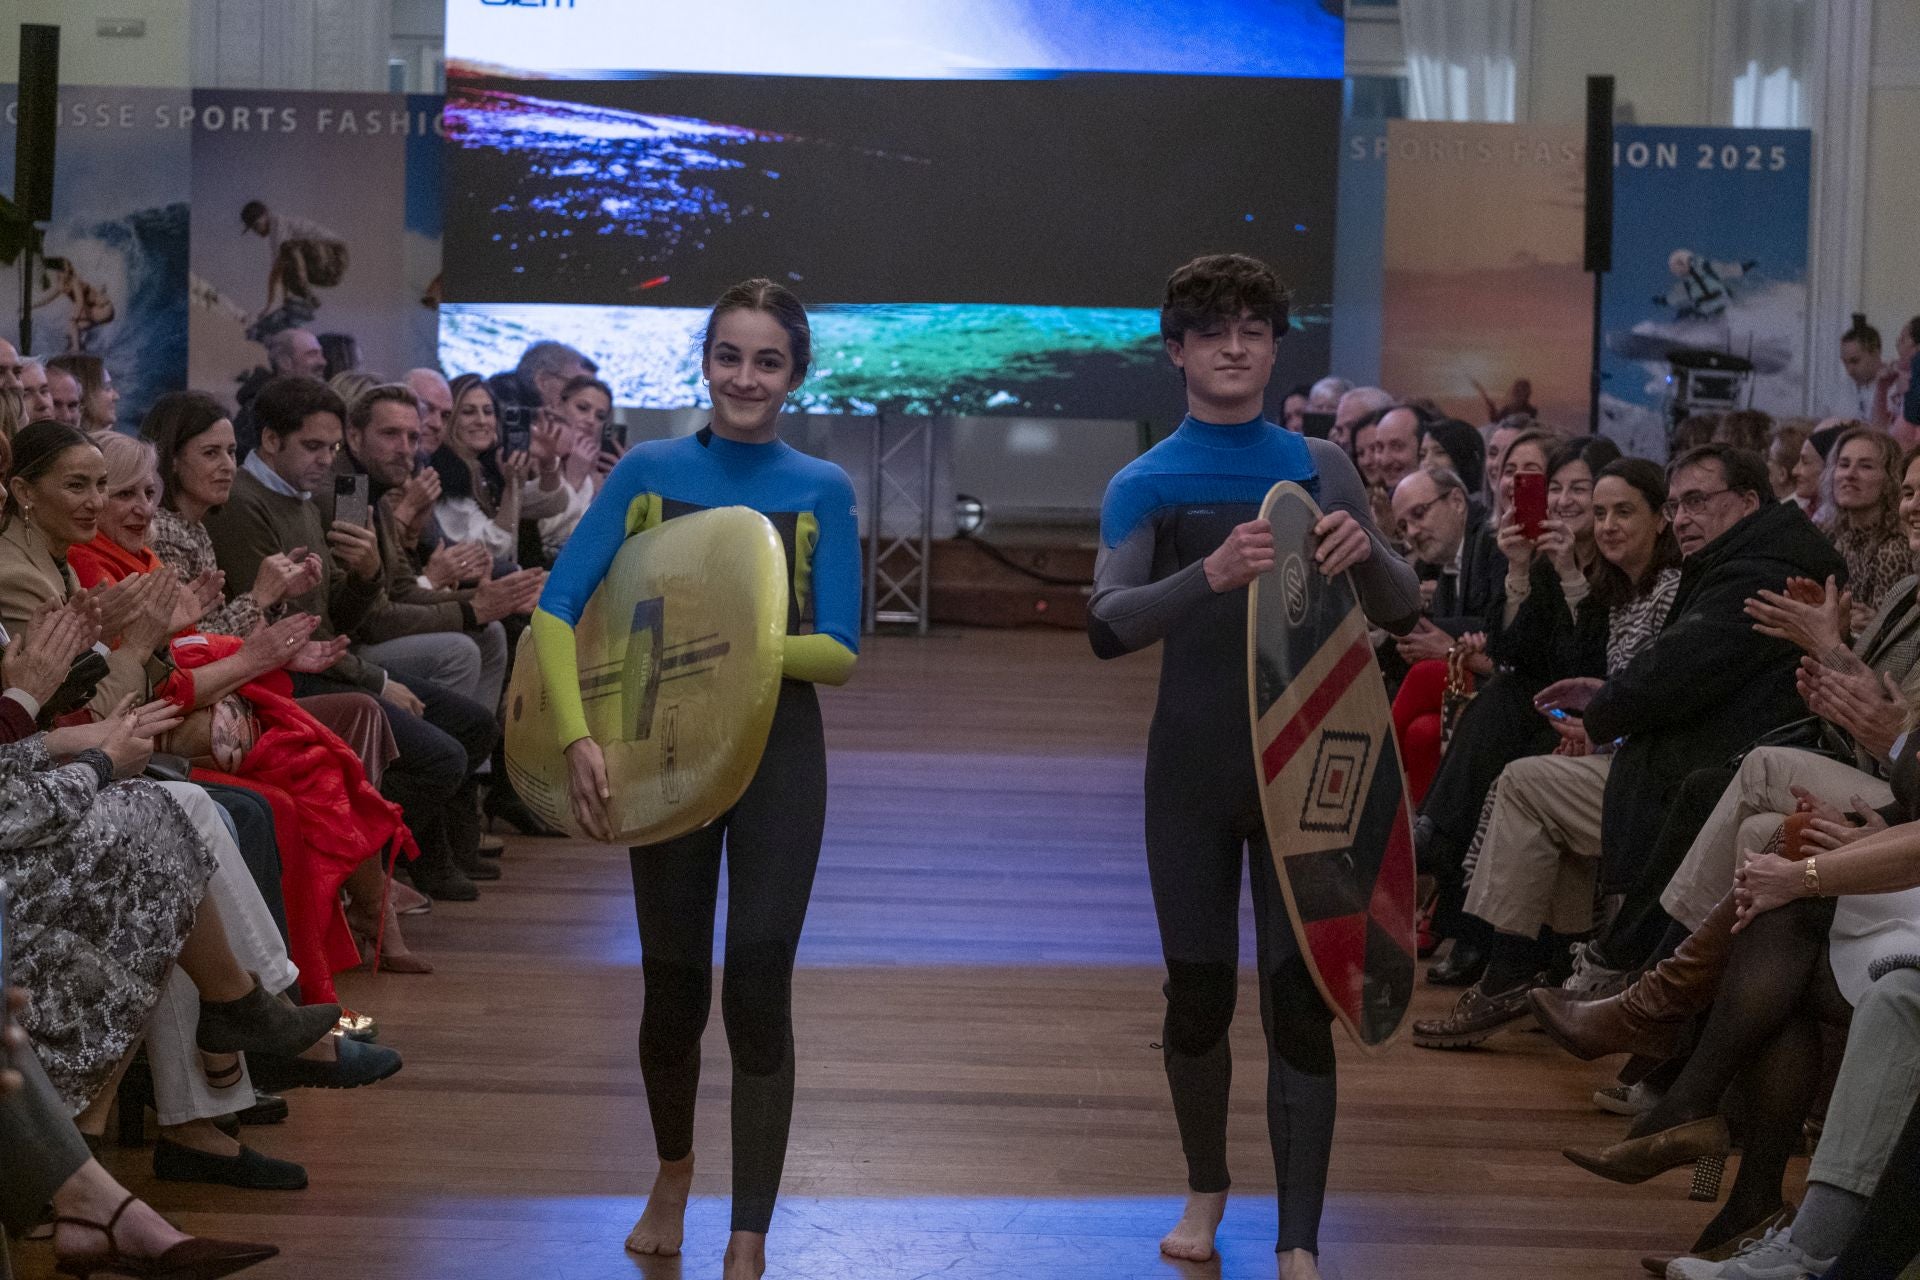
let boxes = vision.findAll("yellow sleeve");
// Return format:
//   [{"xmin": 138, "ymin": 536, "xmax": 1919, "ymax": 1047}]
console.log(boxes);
[
  {"xmin": 530, "ymin": 606, "xmax": 591, "ymax": 748},
  {"xmin": 782, "ymin": 634, "xmax": 858, "ymax": 686}
]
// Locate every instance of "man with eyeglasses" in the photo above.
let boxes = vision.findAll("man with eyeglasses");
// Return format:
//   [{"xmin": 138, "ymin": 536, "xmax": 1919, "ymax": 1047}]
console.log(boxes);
[
  {"xmin": 1413, "ymin": 443, "xmax": 1844, "ymax": 1048},
  {"xmin": 1390, "ymin": 467, "xmax": 1497, "ymax": 662}
]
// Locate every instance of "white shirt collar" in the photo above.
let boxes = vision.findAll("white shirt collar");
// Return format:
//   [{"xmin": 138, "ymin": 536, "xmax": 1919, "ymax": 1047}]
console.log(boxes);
[{"xmin": 243, "ymin": 449, "xmax": 308, "ymax": 500}]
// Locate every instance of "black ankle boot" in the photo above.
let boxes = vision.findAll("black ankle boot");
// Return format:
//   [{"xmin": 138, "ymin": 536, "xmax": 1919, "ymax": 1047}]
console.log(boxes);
[{"xmin": 195, "ymin": 978, "xmax": 341, "ymax": 1057}]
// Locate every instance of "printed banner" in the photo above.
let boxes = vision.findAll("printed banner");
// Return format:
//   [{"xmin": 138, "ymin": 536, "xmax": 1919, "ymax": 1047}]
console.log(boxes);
[
  {"xmin": 187, "ymin": 91, "xmax": 444, "ymax": 411},
  {"xmin": 1379, "ymin": 121, "xmax": 1591, "ymax": 431},
  {"xmin": 1600, "ymin": 126, "xmax": 1812, "ymax": 461},
  {"xmin": 0, "ymin": 86, "xmax": 192, "ymax": 432}
]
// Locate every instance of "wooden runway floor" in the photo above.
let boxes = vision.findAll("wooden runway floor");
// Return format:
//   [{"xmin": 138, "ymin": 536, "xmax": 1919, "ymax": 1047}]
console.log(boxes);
[{"xmin": 13, "ymin": 630, "xmax": 1803, "ymax": 1279}]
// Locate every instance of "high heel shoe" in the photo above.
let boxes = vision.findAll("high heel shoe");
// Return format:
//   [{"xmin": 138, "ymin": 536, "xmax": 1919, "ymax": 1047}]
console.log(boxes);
[
  {"xmin": 53, "ymin": 1193, "xmax": 279, "ymax": 1278},
  {"xmin": 1562, "ymin": 1114, "xmax": 1730, "ymax": 1201},
  {"xmin": 345, "ymin": 904, "xmax": 435, "ymax": 976}
]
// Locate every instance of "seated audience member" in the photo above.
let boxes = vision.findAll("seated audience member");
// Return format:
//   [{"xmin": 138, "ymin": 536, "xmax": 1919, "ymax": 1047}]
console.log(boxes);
[
  {"xmin": 490, "ymin": 339, "xmax": 599, "ymax": 450},
  {"xmin": 67, "ymin": 431, "xmax": 432, "ymax": 993},
  {"xmin": 1714, "ymin": 407, "xmax": 1773, "ymax": 455},
  {"xmin": 43, "ymin": 360, "xmax": 84, "ymax": 431},
  {"xmin": 1420, "ymin": 448, "xmax": 1666, "ymax": 986},
  {"xmin": 1387, "ymin": 465, "xmax": 1488, "ymax": 802},
  {"xmin": 1412, "ymin": 445, "xmax": 1844, "ymax": 1044},
  {"xmin": 1372, "ymin": 406, "xmax": 1424, "ymax": 495},
  {"xmin": 1669, "ymin": 412, "xmax": 1721, "ymax": 457},
  {"xmin": 539, "ymin": 374, "xmax": 616, "ymax": 562},
  {"xmin": 1306, "ymin": 374, "xmax": 1351, "ymax": 415},
  {"xmin": 1281, "ymin": 382, "xmax": 1311, "ymax": 432},
  {"xmin": 406, "ymin": 366, "xmax": 454, "ymax": 458},
  {"xmin": 1840, "ymin": 317, "xmax": 1885, "ymax": 421},
  {"xmin": 45, "ymin": 354, "xmax": 118, "ymax": 436},
  {"xmin": 318, "ymin": 332, "xmax": 359, "ymax": 381},
  {"xmin": 233, "ymin": 327, "xmax": 329, "ymax": 458},
  {"xmin": 428, "ymin": 374, "xmax": 568, "ymax": 573},
  {"xmin": 1482, "ymin": 413, "xmax": 1537, "ymax": 511},
  {"xmin": 1821, "ymin": 425, "xmax": 1912, "ymax": 622},
  {"xmin": 1867, "ymin": 317, "xmax": 1918, "ymax": 431},
  {"xmin": 19, "ymin": 356, "xmax": 53, "ymax": 424},
  {"xmin": 1333, "ymin": 385, "xmax": 1393, "ymax": 454},
  {"xmin": 203, "ymin": 375, "xmax": 497, "ymax": 902},
  {"xmin": 1563, "ymin": 743, "xmax": 1920, "ymax": 1278},
  {"xmin": 1769, "ymin": 419, "xmax": 1817, "ymax": 513},
  {"xmin": 2, "ymin": 987, "xmax": 279, "ymax": 1277},
  {"xmin": 1418, "ymin": 416, "xmax": 1487, "ymax": 499}
]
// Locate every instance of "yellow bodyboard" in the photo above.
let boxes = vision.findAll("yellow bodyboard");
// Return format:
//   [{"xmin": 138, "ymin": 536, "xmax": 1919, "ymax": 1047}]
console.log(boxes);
[{"xmin": 504, "ymin": 507, "xmax": 789, "ymax": 845}]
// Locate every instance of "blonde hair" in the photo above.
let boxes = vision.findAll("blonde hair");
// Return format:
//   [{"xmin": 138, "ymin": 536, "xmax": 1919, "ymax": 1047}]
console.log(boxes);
[{"xmin": 94, "ymin": 429, "xmax": 159, "ymax": 497}]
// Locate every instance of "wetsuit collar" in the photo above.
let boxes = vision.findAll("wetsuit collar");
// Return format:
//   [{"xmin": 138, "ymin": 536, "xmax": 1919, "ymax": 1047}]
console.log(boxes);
[
  {"xmin": 1175, "ymin": 413, "xmax": 1273, "ymax": 449},
  {"xmin": 696, "ymin": 424, "xmax": 790, "ymax": 456}
]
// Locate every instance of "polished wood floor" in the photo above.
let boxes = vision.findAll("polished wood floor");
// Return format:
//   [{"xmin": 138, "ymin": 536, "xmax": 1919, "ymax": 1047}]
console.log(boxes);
[{"xmin": 13, "ymin": 630, "xmax": 1804, "ymax": 1279}]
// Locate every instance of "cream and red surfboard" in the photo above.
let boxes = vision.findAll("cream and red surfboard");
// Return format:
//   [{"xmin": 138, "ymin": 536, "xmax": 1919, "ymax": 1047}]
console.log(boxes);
[{"xmin": 1247, "ymin": 481, "xmax": 1418, "ymax": 1050}]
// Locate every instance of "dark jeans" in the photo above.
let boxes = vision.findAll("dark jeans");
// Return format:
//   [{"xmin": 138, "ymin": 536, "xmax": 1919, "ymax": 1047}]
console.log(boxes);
[{"xmin": 289, "ymin": 671, "xmax": 494, "ymax": 867}]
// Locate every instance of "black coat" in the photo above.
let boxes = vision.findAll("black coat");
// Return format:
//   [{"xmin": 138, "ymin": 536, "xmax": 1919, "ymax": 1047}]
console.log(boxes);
[
  {"xmin": 1430, "ymin": 508, "xmax": 1502, "ymax": 637},
  {"xmin": 1585, "ymin": 500, "xmax": 1847, "ymax": 892}
]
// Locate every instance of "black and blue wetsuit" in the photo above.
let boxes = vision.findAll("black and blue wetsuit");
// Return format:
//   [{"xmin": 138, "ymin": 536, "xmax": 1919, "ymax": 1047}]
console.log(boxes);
[
  {"xmin": 534, "ymin": 426, "xmax": 860, "ymax": 1234},
  {"xmin": 1088, "ymin": 415, "xmax": 1419, "ymax": 1254}
]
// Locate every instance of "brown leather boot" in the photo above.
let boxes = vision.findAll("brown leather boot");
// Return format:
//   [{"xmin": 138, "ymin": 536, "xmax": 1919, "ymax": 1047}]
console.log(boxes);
[{"xmin": 1528, "ymin": 892, "xmax": 1738, "ymax": 1061}]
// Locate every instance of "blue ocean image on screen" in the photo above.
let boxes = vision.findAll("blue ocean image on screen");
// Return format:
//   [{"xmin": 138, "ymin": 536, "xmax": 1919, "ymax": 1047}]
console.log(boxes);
[
  {"xmin": 442, "ymin": 301, "xmax": 1174, "ymax": 417},
  {"xmin": 447, "ymin": 0, "xmax": 1344, "ymax": 81}
]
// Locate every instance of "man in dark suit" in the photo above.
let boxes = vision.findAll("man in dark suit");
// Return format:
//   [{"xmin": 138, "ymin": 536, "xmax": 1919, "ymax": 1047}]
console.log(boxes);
[{"xmin": 1389, "ymin": 465, "xmax": 1500, "ymax": 667}]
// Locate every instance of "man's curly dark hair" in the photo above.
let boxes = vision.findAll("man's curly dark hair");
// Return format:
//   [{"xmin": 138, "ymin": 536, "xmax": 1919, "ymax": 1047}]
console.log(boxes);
[{"xmin": 1159, "ymin": 253, "xmax": 1292, "ymax": 344}]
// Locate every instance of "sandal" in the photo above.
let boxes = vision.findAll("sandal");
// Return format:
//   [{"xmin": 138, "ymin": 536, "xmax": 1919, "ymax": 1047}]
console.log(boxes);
[{"xmin": 53, "ymin": 1193, "xmax": 278, "ymax": 1279}]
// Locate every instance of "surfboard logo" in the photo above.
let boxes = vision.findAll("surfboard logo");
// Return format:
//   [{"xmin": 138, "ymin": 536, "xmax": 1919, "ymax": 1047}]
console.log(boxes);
[{"xmin": 1281, "ymin": 555, "xmax": 1309, "ymax": 626}]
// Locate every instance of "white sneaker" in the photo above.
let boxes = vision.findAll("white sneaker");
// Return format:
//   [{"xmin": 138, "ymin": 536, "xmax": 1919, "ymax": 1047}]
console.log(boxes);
[
  {"xmin": 1666, "ymin": 1228, "xmax": 1835, "ymax": 1279},
  {"xmin": 1562, "ymin": 941, "xmax": 1632, "ymax": 997}
]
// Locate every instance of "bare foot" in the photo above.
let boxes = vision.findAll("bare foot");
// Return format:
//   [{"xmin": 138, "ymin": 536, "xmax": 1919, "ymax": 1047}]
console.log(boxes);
[
  {"xmin": 625, "ymin": 1156, "xmax": 694, "ymax": 1257},
  {"xmin": 1279, "ymin": 1247, "xmax": 1324, "ymax": 1280},
  {"xmin": 722, "ymin": 1230, "xmax": 766, "ymax": 1280},
  {"xmin": 51, "ymin": 1166, "xmax": 191, "ymax": 1265},
  {"xmin": 1160, "ymin": 1189, "xmax": 1227, "ymax": 1262}
]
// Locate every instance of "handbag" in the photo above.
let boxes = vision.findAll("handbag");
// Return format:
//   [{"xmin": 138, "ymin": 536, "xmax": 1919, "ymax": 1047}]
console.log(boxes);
[{"xmin": 1439, "ymin": 642, "xmax": 1479, "ymax": 751}]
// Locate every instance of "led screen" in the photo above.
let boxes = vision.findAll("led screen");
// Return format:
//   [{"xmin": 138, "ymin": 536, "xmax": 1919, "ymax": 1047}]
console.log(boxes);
[{"xmin": 441, "ymin": 1, "xmax": 1342, "ymax": 418}]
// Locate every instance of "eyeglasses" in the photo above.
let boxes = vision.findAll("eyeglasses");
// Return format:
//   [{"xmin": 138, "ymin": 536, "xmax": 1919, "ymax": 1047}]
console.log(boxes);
[
  {"xmin": 1661, "ymin": 488, "xmax": 1730, "ymax": 520},
  {"xmin": 1395, "ymin": 497, "xmax": 1440, "ymax": 538}
]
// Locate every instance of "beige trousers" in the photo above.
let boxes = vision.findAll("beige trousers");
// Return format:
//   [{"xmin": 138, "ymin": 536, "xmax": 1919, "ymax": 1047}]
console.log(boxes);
[
  {"xmin": 1464, "ymin": 753, "xmax": 1612, "ymax": 937},
  {"xmin": 1661, "ymin": 747, "xmax": 1891, "ymax": 933}
]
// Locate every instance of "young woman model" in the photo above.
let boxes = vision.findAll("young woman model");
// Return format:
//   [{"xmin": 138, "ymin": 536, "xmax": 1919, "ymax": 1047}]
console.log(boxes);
[{"xmin": 531, "ymin": 280, "xmax": 860, "ymax": 1280}]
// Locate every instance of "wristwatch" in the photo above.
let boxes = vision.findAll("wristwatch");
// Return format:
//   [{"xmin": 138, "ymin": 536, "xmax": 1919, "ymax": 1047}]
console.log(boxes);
[{"xmin": 1803, "ymin": 856, "xmax": 1821, "ymax": 898}]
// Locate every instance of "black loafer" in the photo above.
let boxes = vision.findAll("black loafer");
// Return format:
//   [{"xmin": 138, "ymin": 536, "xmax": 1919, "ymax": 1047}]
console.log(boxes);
[
  {"xmin": 238, "ymin": 1093, "xmax": 290, "ymax": 1125},
  {"xmin": 154, "ymin": 1137, "xmax": 308, "ymax": 1190},
  {"xmin": 246, "ymin": 1036, "xmax": 403, "ymax": 1093}
]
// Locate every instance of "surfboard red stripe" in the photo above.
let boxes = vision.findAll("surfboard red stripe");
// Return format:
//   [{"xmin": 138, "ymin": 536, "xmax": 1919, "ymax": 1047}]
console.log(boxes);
[{"xmin": 1260, "ymin": 637, "xmax": 1375, "ymax": 785}]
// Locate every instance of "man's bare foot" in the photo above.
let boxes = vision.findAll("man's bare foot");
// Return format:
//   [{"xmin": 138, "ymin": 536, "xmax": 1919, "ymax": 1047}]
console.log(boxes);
[
  {"xmin": 1279, "ymin": 1246, "xmax": 1323, "ymax": 1280},
  {"xmin": 722, "ymin": 1230, "xmax": 766, "ymax": 1280},
  {"xmin": 625, "ymin": 1156, "xmax": 694, "ymax": 1257},
  {"xmin": 1160, "ymin": 1190, "xmax": 1227, "ymax": 1262}
]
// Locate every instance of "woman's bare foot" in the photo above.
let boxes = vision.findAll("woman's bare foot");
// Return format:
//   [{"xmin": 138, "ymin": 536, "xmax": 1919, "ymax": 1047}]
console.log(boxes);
[
  {"xmin": 1279, "ymin": 1247, "xmax": 1323, "ymax": 1280},
  {"xmin": 722, "ymin": 1230, "xmax": 766, "ymax": 1280},
  {"xmin": 51, "ymin": 1160, "xmax": 191, "ymax": 1263},
  {"xmin": 1160, "ymin": 1189, "xmax": 1227, "ymax": 1262},
  {"xmin": 625, "ymin": 1156, "xmax": 694, "ymax": 1257}
]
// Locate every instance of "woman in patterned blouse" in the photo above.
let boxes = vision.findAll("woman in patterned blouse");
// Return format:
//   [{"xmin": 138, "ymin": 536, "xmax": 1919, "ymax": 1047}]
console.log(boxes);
[{"xmin": 1820, "ymin": 426, "xmax": 1914, "ymax": 632}]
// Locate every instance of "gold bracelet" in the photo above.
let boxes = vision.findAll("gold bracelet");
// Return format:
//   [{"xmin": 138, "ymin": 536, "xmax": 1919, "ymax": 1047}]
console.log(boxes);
[{"xmin": 1803, "ymin": 855, "xmax": 1821, "ymax": 897}]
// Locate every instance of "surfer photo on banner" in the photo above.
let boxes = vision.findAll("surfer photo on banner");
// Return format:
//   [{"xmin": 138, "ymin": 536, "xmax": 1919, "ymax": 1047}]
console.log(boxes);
[
  {"xmin": 1088, "ymin": 254, "xmax": 1421, "ymax": 1279},
  {"xmin": 530, "ymin": 279, "xmax": 859, "ymax": 1280}
]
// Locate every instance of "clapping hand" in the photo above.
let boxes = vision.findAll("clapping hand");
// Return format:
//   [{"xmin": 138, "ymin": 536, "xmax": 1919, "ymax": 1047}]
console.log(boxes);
[
  {"xmin": 169, "ymin": 569, "xmax": 226, "ymax": 635},
  {"xmin": 1, "ymin": 598, "xmax": 101, "ymax": 705},
  {"xmin": 1747, "ymin": 575, "xmax": 1848, "ymax": 655},
  {"xmin": 1797, "ymin": 658, "xmax": 1906, "ymax": 760},
  {"xmin": 252, "ymin": 547, "xmax": 324, "ymax": 609}
]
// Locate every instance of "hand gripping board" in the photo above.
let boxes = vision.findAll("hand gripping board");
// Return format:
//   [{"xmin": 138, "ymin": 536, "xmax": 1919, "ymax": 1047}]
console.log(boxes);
[
  {"xmin": 505, "ymin": 506, "xmax": 788, "ymax": 845},
  {"xmin": 1246, "ymin": 482, "xmax": 1418, "ymax": 1050}
]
